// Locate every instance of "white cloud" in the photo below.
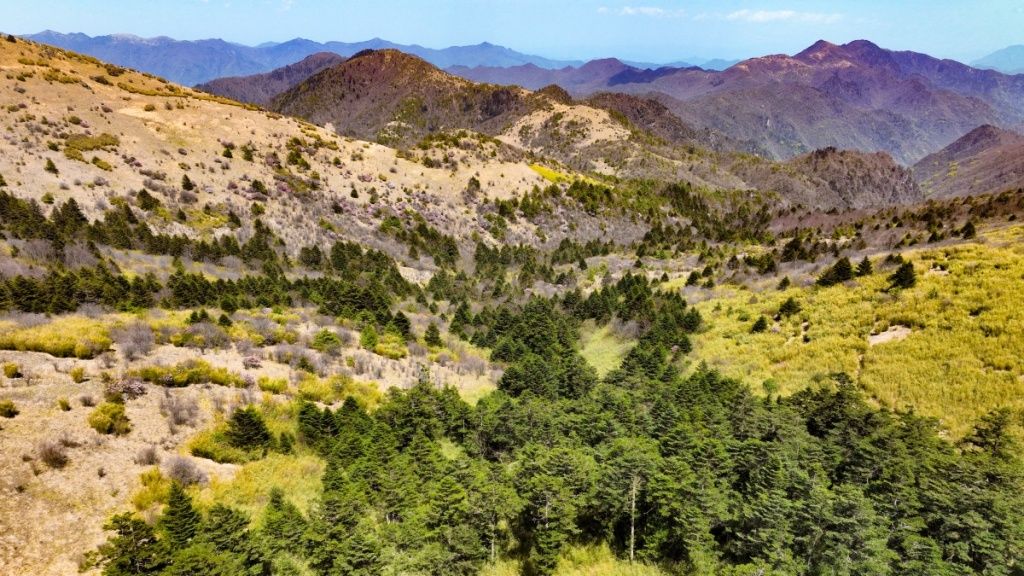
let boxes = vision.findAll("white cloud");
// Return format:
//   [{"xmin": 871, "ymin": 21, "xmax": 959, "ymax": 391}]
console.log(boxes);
[
  {"xmin": 726, "ymin": 9, "xmax": 842, "ymax": 24},
  {"xmin": 598, "ymin": 5, "xmax": 686, "ymax": 18}
]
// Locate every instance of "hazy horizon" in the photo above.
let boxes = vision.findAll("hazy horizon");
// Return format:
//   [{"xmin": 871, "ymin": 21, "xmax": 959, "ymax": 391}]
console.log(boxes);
[{"xmin": 5, "ymin": 0, "xmax": 1023, "ymax": 64}]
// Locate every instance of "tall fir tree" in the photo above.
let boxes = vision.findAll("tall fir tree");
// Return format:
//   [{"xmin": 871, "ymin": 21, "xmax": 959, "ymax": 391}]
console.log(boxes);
[{"xmin": 160, "ymin": 483, "xmax": 202, "ymax": 549}]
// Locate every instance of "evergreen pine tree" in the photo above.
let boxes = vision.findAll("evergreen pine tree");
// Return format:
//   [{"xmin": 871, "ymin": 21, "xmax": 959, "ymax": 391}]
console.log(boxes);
[
  {"xmin": 887, "ymin": 262, "xmax": 916, "ymax": 290},
  {"xmin": 225, "ymin": 406, "xmax": 272, "ymax": 450},
  {"xmin": 160, "ymin": 483, "xmax": 202, "ymax": 549},
  {"xmin": 94, "ymin": 513, "xmax": 169, "ymax": 575},
  {"xmin": 751, "ymin": 316, "xmax": 769, "ymax": 333},
  {"xmin": 961, "ymin": 220, "xmax": 977, "ymax": 239},
  {"xmin": 424, "ymin": 322, "xmax": 443, "ymax": 347},
  {"xmin": 856, "ymin": 256, "xmax": 873, "ymax": 277},
  {"xmin": 390, "ymin": 311, "xmax": 412, "ymax": 339},
  {"xmin": 818, "ymin": 257, "xmax": 853, "ymax": 286},
  {"xmin": 778, "ymin": 297, "xmax": 801, "ymax": 318},
  {"xmin": 261, "ymin": 488, "xmax": 307, "ymax": 555},
  {"xmin": 337, "ymin": 519, "xmax": 382, "ymax": 576},
  {"xmin": 360, "ymin": 325, "xmax": 378, "ymax": 350}
]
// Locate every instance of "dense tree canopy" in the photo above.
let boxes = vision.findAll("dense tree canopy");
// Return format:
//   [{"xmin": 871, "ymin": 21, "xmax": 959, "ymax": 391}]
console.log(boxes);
[{"xmin": 90, "ymin": 298, "xmax": 1024, "ymax": 576}]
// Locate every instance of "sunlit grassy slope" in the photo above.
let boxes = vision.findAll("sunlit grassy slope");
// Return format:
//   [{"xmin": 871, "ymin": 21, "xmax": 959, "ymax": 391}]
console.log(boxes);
[
  {"xmin": 193, "ymin": 453, "xmax": 325, "ymax": 523},
  {"xmin": 579, "ymin": 322, "xmax": 635, "ymax": 377},
  {"xmin": 481, "ymin": 544, "xmax": 666, "ymax": 576},
  {"xmin": 685, "ymin": 224, "xmax": 1024, "ymax": 438}
]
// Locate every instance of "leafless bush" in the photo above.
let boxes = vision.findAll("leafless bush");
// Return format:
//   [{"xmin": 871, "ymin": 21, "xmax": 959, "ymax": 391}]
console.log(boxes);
[
  {"xmin": 237, "ymin": 386, "xmax": 261, "ymax": 408},
  {"xmin": 179, "ymin": 190, "xmax": 198, "ymax": 204},
  {"xmin": 105, "ymin": 375, "xmax": 147, "ymax": 401},
  {"xmin": 337, "ymin": 329, "xmax": 355, "ymax": 346},
  {"xmin": 154, "ymin": 325, "xmax": 176, "ymax": 345},
  {"xmin": 0, "ymin": 254, "xmax": 40, "ymax": 278},
  {"xmin": 139, "ymin": 169, "xmax": 166, "ymax": 181},
  {"xmin": 112, "ymin": 321, "xmax": 155, "ymax": 361},
  {"xmin": 183, "ymin": 322, "xmax": 230, "ymax": 351},
  {"xmin": 37, "ymin": 440, "xmax": 69, "ymax": 469},
  {"xmin": 0, "ymin": 312, "xmax": 48, "ymax": 328},
  {"xmin": 163, "ymin": 456, "xmax": 207, "ymax": 486},
  {"xmin": 408, "ymin": 341, "xmax": 427, "ymax": 357},
  {"xmin": 98, "ymin": 351, "xmax": 117, "ymax": 369},
  {"xmin": 134, "ymin": 445, "xmax": 160, "ymax": 465},
  {"xmin": 19, "ymin": 239, "xmax": 56, "ymax": 262},
  {"xmin": 352, "ymin": 354, "xmax": 384, "ymax": 379},
  {"xmin": 58, "ymin": 433, "xmax": 82, "ymax": 448},
  {"xmin": 271, "ymin": 343, "xmax": 303, "ymax": 364},
  {"xmin": 211, "ymin": 393, "xmax": 226, "ymax": 415},
  {"xmin": 142, "ymin": 178, "xmax": 172, "ymax": 195},
  {"xmin": 220, "ymin": 255, "xmax": 244, "ymax": 273},
  {"xmin": 77, "ymin": 303, "xmax": 106, "ymax": 318},
  {"xmin": 79, "ymin": 394, "xmax": 96, "ymax": 407},
  {"xmin": 159, "ymin": 390, "xmax": 199, "ymax": 427},
  {"xmin": 235, "ymin": 338, "xmax": 256, "ymax": 357},
  {"xmin": 63, "ymin": 242, "xmax": 99, "ymax": 269},
  {"xmin": 249, "ymin": 316, "xmax": 279, "ymax": 343},
  {"xmin": 610, "ymin": 318, "xmax": 641, "ymax": 339},
  {"xmin": 352, "ymin": 354, "xmax": 370, "ymax": 376},
  {"xmin": 242, "ymin": 355, "xmax": 262, "ymax": 369},
  {"xmin": 458, "ymin": 354, "xmax": 488, "ymax": 376}
]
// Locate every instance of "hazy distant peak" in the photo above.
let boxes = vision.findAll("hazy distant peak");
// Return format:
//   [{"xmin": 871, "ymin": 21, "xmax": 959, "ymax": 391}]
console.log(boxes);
[{"xmin": 973, "ymin": 44, "xmax": 1024, "ymax": 74}]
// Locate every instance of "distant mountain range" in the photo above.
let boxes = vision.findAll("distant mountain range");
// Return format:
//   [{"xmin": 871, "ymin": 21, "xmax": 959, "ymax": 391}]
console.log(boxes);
[
  {"xmin": 196, "ymin": 52, "xmax": 346, "ymax": 106},
  {"xmin": 22, "ymin": 31, "xmax": 585, "ymax": 85},
  {"xmin": 454, "ymin": 39, "xmax": 1024, "ymax": 164},
  {"xmin": 250, "ymin": 49, "xmax": 932, "ymax": 209},
  {"xmin": 24, "ymin": 30, "xmax": 741, "ymax": 87},
  {"xmin": 196, "ymin": 38, "xmax": 1024, "ymax": 166},
  {"xmin": 973, "ymin": 45, "xmax": 1024, "ymax": 75},
  {"xmin": 30, "ymin": 29, "xmax": 1024, "ymax": 177}
]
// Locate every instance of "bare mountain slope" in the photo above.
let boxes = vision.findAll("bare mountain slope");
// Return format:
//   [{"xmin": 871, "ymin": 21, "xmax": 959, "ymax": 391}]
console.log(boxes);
[
  {"xmin": 267, "ymin": 49, "xmax": 940, "ymax": 210},
  {"xmin": 455, "ymin": 39, "xmax": 1024, "ymax": 164},
  {"xmin": 272, "ymin": 49, "xmax": 537, "ymax": 147},
  {"xmin": 914, "ymin": 125, "xmax": 1024, "ymax": 198},
  {"xmin": 0, "ymin": 39, "xmax": 558, "ymax": 263},
  {"xmin": 786, "ymin": 147, "xmax": 923, "ymax": 209},
  {"xmin": 196, "ymin": 52, "xmax": 345, "ymax": 106}
]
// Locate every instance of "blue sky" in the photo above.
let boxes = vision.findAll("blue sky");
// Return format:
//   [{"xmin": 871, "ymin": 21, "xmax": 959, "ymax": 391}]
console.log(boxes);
[{"xmin": 3, "ymin": 0, "xmax": 1023, "ymax": 63}]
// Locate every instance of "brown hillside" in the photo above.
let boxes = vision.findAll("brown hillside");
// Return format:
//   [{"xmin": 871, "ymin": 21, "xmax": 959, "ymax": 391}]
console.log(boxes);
[
  {"xmin": 914, "ymin": 125, "xmax": 1024, "ymax": 197},
  {"xmin": 272, "ymin": 49, "xmax": 536, "ymax": 147}
]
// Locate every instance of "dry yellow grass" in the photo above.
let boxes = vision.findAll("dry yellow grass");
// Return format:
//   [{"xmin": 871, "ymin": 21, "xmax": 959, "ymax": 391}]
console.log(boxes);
[
  {"xmin": 481, "ymin": 544, "xmax": 666, "ymax": 576},
  {"xmin": 193, "ymin": 453, "xmax": 324, "ymax": 524},
  {"xmin": 0, "ymin": 315, "xmax": 113, "ymax": 358},
  {"xmin": 579, "ymin": 322, "xmax": 635, "ymax": 377},
  {"xmin": 687, "ymin": 226, "xmax": 1024, "ymax": 437}
]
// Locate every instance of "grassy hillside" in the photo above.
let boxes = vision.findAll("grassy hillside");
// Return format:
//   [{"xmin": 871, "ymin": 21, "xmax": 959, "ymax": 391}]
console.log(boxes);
[{"xmin": 688, "ymin": 224, "xmax": 1024, "ymax": 437}]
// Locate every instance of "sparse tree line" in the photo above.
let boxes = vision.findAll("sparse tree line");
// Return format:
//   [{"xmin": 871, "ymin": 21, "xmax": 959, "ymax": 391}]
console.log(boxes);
[{"xmin": 0, "ymin": 189, "xmax": 416, "ymax": 319}]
